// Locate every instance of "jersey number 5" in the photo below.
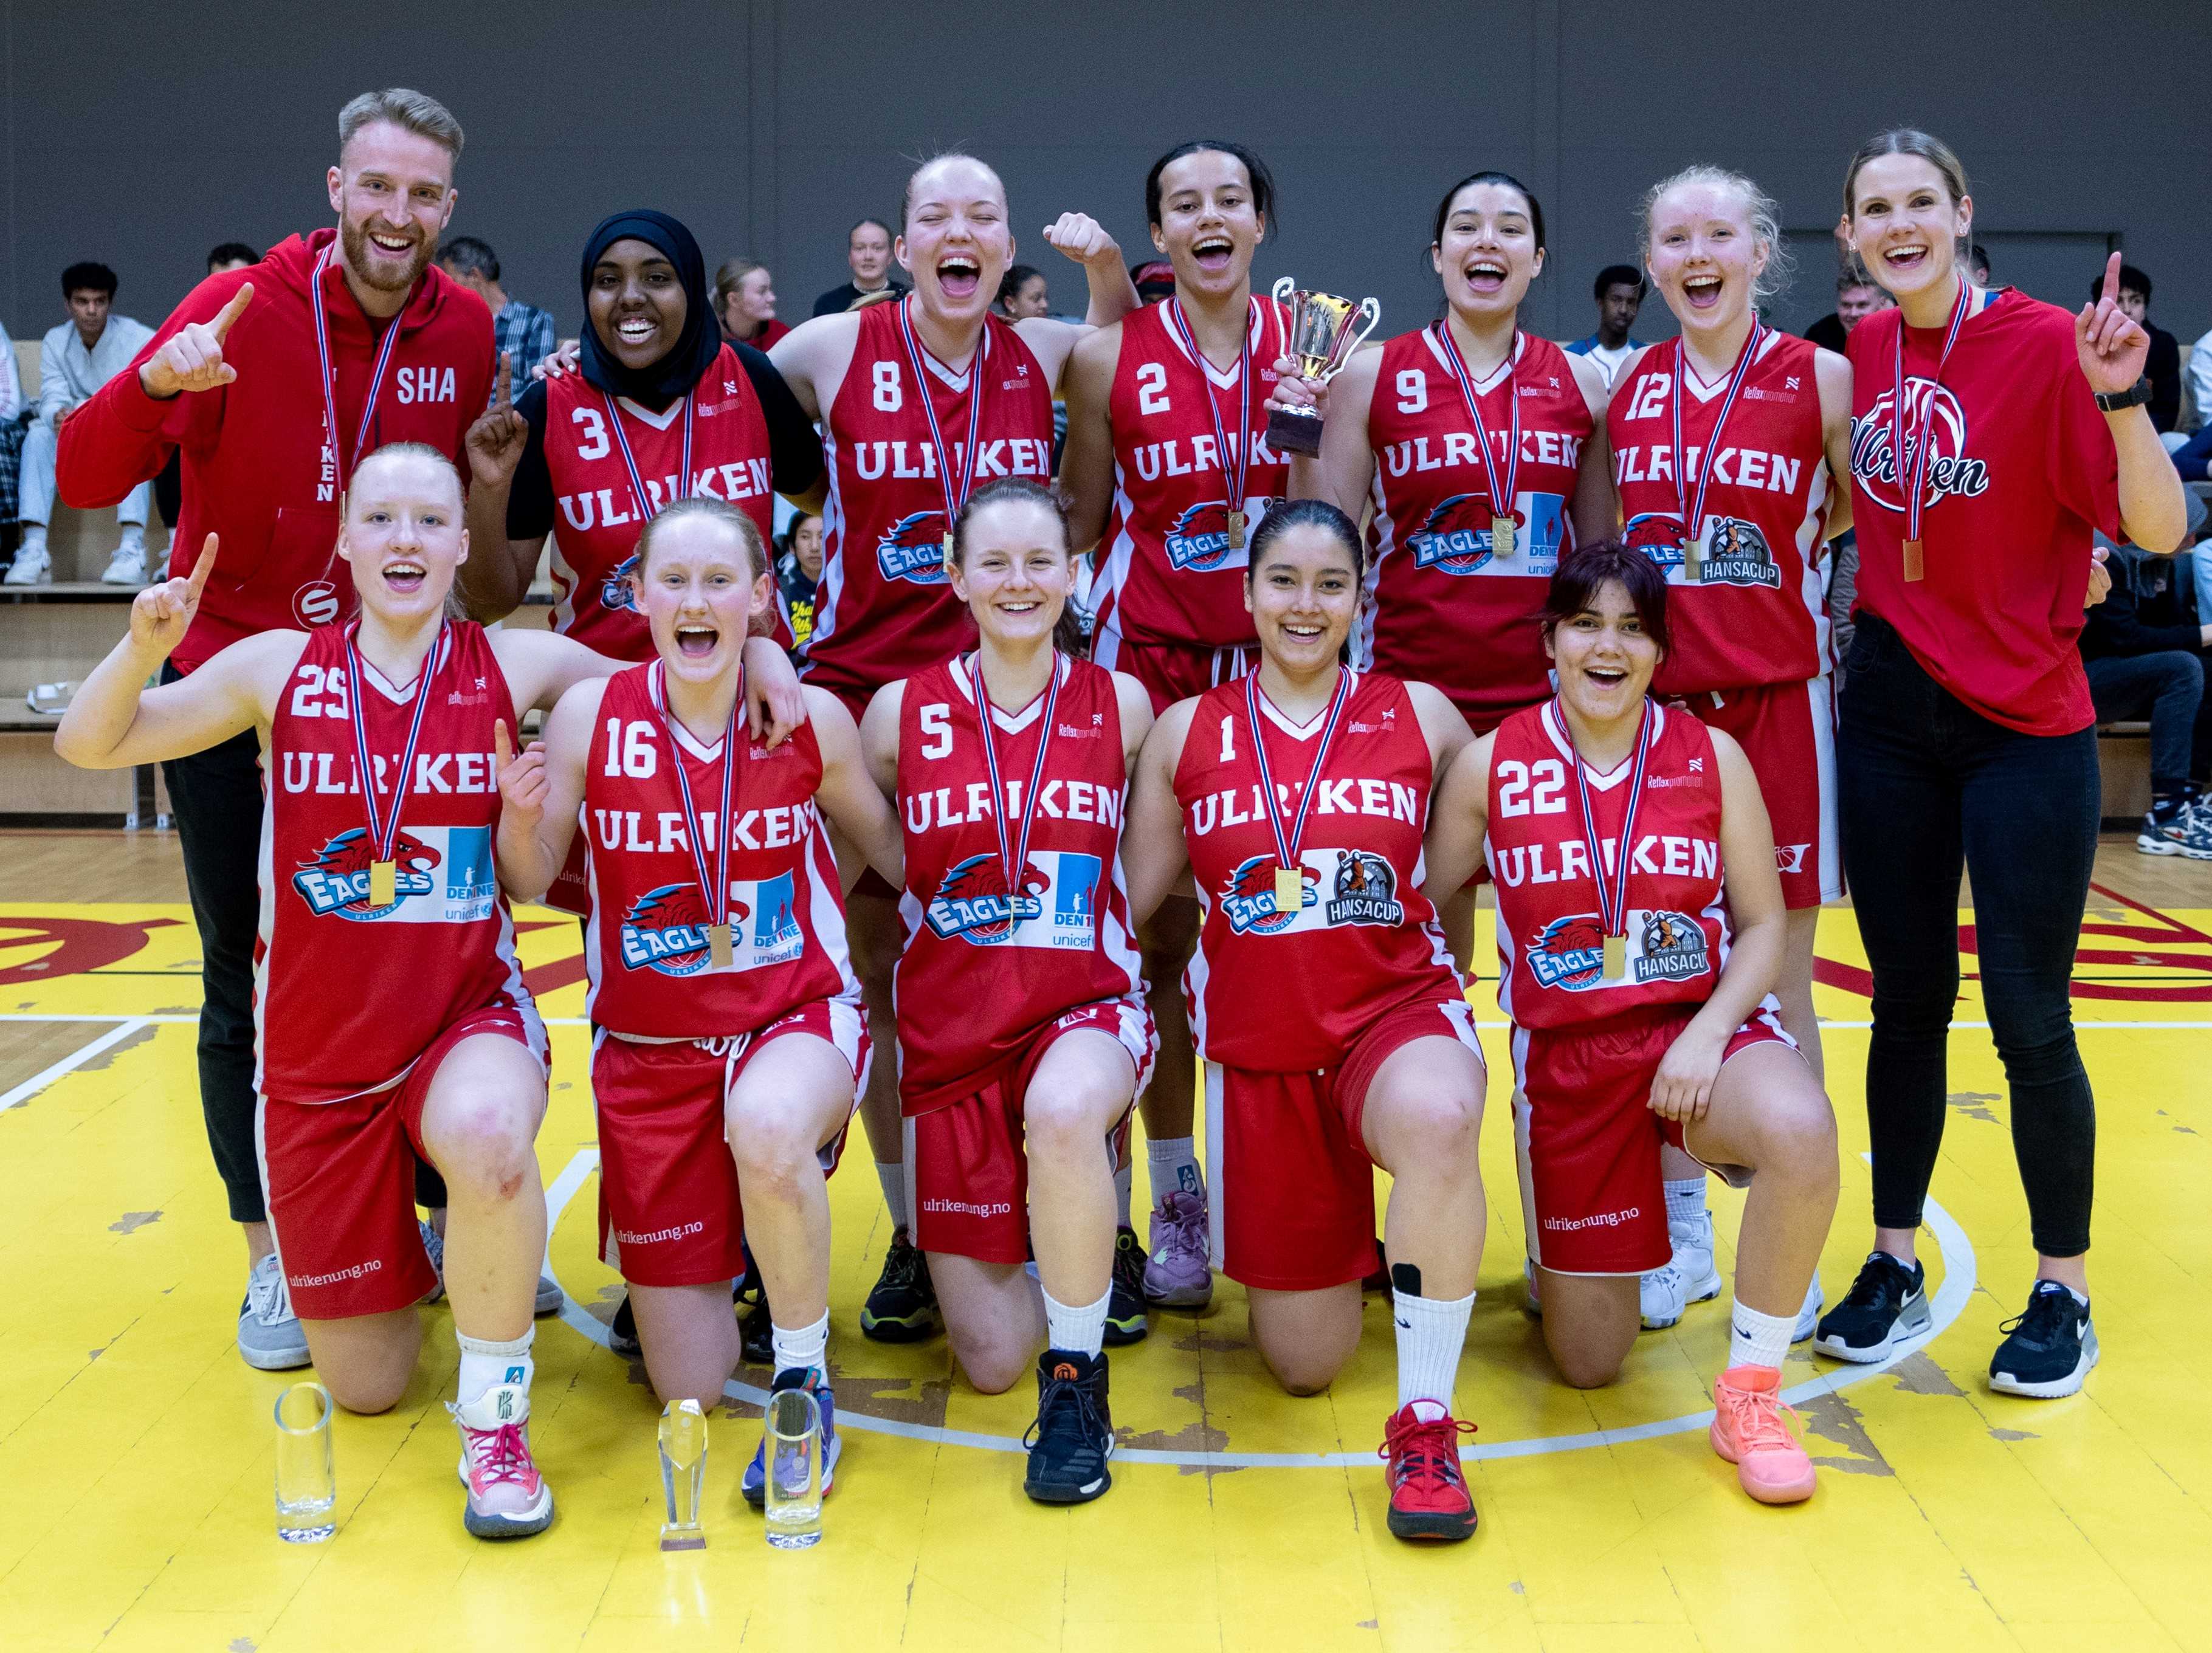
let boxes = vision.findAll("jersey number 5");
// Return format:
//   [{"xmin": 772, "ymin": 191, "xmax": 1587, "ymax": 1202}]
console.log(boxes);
[
  {"xmin": 602, "ymin": 719, "xmax": 658, "ymax": 779},
  {"xmin": 1495, "ymin": 758, "xmax": 1567, "ymax": 816},
  {"xmin": 919, "ymin": 703, "xmax": 953, "ymax": 760}
]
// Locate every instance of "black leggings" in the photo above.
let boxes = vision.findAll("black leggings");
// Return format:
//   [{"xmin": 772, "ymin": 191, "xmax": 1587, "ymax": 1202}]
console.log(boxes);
[
  {"xmin": 162, "ymin": 668, "xmax": 446, "ymax": 1224},
  {"xmin": 1836, "ymin": 613, "xmax": 2097, "ymax": 1259}
]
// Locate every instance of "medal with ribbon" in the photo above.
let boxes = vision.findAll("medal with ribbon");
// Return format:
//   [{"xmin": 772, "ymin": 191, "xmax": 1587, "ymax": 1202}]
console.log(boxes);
[
  {"xmin": 894, "ymin": 297, "xmax": 990, "ymax": 566},
  {"xmin": 1244, "ymin": 667, "xmax": 1355, "ymax": 918},
  {"xmin": 967, "ymin": 652, "xmax": 1062, "ymax": 940},
  {"xmin": 1669, "ymin": 316, "xmax": 1765, "ymax": 582},
  {"xmin": 1562, "ymin": 694, "xmax": 1655, "ymax": 983},
  {"xmin": 652, "ymin": 659, "xmax": 743, "ymax": 971},
  {"xmin": 310, "ymin": 243, "xmax": 405, "ymax": 495},
  {"xmin": 1890, "ymin": 275, "xmax": 1971, "ymax": 583},
  {"xmin": 343, "ymin": 622, "xmax": 446, "ymax": 911},
  {"xmin": 1163, "ymin": 297, "xmax": 1257, "ymax": 551},
  {"xmin": 1433, "ymin": 321, "xmax": 1521, "ymax": 559},
  {"xmin": 603, "ymin": 385, "xmax": 697, "ymax": 528}
]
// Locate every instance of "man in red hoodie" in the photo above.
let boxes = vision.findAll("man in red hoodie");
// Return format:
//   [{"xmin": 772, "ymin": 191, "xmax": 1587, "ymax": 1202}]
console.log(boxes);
[{"xmin": 58, "ymin": 88, "xmax": 498, "ymax": 1374}]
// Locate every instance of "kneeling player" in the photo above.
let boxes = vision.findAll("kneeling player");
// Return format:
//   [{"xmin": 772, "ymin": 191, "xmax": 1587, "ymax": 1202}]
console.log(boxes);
[
  {"xmin": 1423, "ymin": 540, "xmax": 1840, "ymax": 1506},
  {"xmin": 54, "ymin": 444, "xmax": 647, "ymax": 1539},
  {"xmin": 860, "ymin": 479, "xmax": 1156, "ymax": 1504},
  {"xmin": 496, "ymin": 498, "xmax": 903, "ymax": 1511},
  {"xmin": 1123, "ymin": 500, "xmax": 1489, "ymax": 1544}
]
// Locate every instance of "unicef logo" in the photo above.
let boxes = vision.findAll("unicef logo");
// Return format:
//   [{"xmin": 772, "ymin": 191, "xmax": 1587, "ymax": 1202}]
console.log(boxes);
[
  {"xmin": 1849, "ymin": 380, "xmax": 1990, "ymax": 515},
  {"xmin": 292, "ymin": 580, "xmax": 342, "ymax": 628}
]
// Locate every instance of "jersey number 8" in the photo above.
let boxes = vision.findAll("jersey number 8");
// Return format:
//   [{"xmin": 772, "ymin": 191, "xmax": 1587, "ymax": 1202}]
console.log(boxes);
[{"xmin": 873, "ymin": 360, "xmax": 902, "ymax": 413}]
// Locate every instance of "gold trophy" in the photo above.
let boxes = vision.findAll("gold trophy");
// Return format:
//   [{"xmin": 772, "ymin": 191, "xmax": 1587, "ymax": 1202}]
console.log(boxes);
[{"xmin": 1266, "ymin": 276, "xmax": 1381, "ymax": 456}]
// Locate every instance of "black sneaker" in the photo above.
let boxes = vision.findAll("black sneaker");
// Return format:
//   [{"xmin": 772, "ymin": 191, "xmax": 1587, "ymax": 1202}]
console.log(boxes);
[
  {"xmin": 734, "ymin": 1249, "xmax": 774, "ymax": 1367},
  {"xmin": 860, "ymin": 1226, "xmax": 940, "ymax": 1342},
  {"xmin": 1024, "ymin": 1349, "xmax": 1114, "ymax": 1504},
  {"xmin": 609, "ymin": 1291, "xmax": 641, "ymax": 1359},
  {"xmin": 1990, "ymin": 1282, "xmax": 2099, "ymax": 1398},
  {"xmin": 1103, "ymin": 1226, "xmax": 1151, "ymax": 1347},
  {"xmin": 1813, "ymin": 1251, "xmax": 1931, "ymax": 1363}
]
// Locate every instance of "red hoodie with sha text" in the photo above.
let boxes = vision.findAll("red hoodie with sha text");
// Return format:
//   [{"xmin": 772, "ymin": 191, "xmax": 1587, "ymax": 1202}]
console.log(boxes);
[{"xmin": 58, "ymin": 228, "xmax": 495, "ymax": 673}]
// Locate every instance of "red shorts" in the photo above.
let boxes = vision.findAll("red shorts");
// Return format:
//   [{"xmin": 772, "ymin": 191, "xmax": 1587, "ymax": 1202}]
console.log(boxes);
[
  {"xmin": 258, "ymin": 1004, "xmax": 546, "ymax": 1321},
  {"xmin": 1695, "ymin": 678, "xmax": 1839, "ymax": 909},
  {"xmin": 1511, "ymin": 1000, "xmax": 1793, "ymax": 1276},
  {"xmin": 1206, "ymin": 995, "xmax": 1483, "ymax": 1293},
  {"xmin": 1091, "ymin": 625, "xmax": 1255, "ymax": 717},
  {"xmin": 903, "ymin": 997, "xmax": 1155, "ymax": 1265},
  {"xmin": 593, "ymin": 998, "xmax": 867, "ymax": 1288}
]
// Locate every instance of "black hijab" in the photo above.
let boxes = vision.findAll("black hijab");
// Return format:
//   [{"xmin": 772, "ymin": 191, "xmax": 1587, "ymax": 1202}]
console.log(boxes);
[{"xmin": 577, "ymin": 209, "xmax": 721, "ymax": 407}]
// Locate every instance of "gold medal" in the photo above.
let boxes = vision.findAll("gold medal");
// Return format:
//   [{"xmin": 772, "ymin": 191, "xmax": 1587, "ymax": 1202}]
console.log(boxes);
[
  {"xmin": 941, "ymin": 532, "xmax": 954, "ymax": 562},
  {"xmin": 707, "ymin": 922, "xmax": 734, "ymax": 972},
  {"xmin": 1603, "ymin": 933, "xmax": 1627, "ymax": 980},
  {"xmin": 1902, "ymin": 538, "xmax": 1924, "ymax": 582},
  {"xmin": 1490, "ymin": 515, "xmax": 1515, "ymax": 558},
  {"xmin": 369, "ymin": 859, "xmax": 396, "ymax": 909},
  {"xmin": 1683, "ymin": 535, "xmax": 1704, "ymax": 583},
  {"xmin": 1227, "ymin": 509, "xmax": 1247, "ymax": 551},
  {"xmin": 1274, "ymin": 864, "xmax": 1303, "ymax": 916}
]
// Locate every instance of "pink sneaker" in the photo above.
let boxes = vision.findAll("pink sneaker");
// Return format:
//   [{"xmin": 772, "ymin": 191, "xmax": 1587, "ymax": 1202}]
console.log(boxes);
[
  {"xmin": 450, "ymin": 1383, "xmax": 556, "ymax": 1538},
  {"xmin": 1142, "ymin": 1190, "xmax": 1213, "ymax": 1308},
  {"xmin": 1709, "ymin": 1364, "xmax": 1816, "ymax": 1505}
]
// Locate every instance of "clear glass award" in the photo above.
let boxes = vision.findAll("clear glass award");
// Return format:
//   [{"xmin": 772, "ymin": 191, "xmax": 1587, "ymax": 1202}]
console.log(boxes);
[
  {"xmin": 658, "ymin": 1398, "xmax": 709, "ymax": 1552},
  {"xmin": 273, "ymin": 1381, "xmax": 336, "ymax": 1544},
  {"xmin": 762, "ymin": 1386, "xmax": 823, "ymax": 1550}
]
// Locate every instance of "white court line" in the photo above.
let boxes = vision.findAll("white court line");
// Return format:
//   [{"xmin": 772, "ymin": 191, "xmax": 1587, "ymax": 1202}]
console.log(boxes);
[
  {"xmin": 540, "ymin": 1149, "xmax": 1976, "ymax": 1469},
  {"xmin": 0, "ymin": 1017, "xmax": 153, "ymax": 1112},
  {"xmin": 3, "ymin": 1012, "xmax": 2208, "ymax": 1031}
]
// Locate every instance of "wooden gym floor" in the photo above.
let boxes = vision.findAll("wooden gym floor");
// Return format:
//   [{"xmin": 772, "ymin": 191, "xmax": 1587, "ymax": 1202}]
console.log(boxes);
[{"xmin": 1, "ymin": 830, "xmax": 2207, "ymax": 1653}]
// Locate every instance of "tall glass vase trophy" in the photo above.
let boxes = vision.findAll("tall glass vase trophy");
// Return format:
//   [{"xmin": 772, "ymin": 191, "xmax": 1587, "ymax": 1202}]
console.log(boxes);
[
  {"xmin": 1264, "ymin": 276, "xmax": 1381, "ymax": 456},
  {"xmin": 659, "ymin": 1398, "xmax": 709, "ymax": 1551}
]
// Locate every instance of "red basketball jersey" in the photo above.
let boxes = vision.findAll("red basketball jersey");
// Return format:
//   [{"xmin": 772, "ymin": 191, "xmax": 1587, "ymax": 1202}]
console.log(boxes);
[
  {"xmin": 1359, "ymin": 329, "xmax": 1593, "ymax": 732},
  {"xmin": 805, "ymin": 302, "xmax": 1055, "ymax": 706},
  {"xmin": 1485, "ymin": 699, "xmax": 1731, "ymax": 1030},
  {"xmin": 1089, "ymin": 297, "xmax": 1292, "ymax": 653},
  {"xmin": 1608, "ymin": 329, "xmax": 1835, "ymax": 695},
  {"xmin": 257, "ymin": 621, "xmax": 537, "ymax": 1103},
  {"xmin": 581, "ymin": 662, "xmax": 855, "ymax": 1040},
  {"xmin": 1174, "ymin": 670, "xmax": 1460, "ymax": 1071},
  {"xmin": 542, "ymin": 344, "xmax": 778, "ymax": 659},
  {"xmin": 892, "ymin": 653, "xmax": 1144, "ymax": 1113}
]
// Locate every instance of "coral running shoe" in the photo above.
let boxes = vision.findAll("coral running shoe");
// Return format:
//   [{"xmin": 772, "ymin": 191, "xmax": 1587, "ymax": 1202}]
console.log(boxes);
[
  {"xmin": 1142, "ymin": 1189, "xmax": 1213, "ymax": 1309},
  {"xmin": 450, "ymin": 1383, "xmax": 555, "ymax": 1538},
  {"xmin": 1709, "ymin": 1364, "xmax": 1816, "ymax": 1504},
  {"xmin": 1379, "ymin": 1403, "xmax": 1478, "ymax": 1541}
]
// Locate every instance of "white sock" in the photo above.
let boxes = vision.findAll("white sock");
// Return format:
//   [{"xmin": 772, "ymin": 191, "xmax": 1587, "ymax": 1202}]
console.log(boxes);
[
  {"xmin": 772, "ymin": 1310, "xmax": 830, "ymax": 1376},
  {"xmin": 1147, "ymin": 1136, "xmax": 1204, "ymax": 1204},
  {"xmin": 456, "ymin": 1327, "xmax": 534, "ymax": 1406},
  {"xmin": 875, "ymin": 1161, "xmax": 909, "ymax": 1232},
  {"xmin": 1113, "ymin": 1158, "xmax": 1133, "ymax": 1229},
  {"xmin": 118, "ymin": 524, "xmax": 146, "ymax": 552},
  {"xmin": 1664, "ymin": 1177, "xmax": 1707, "ymax": 1228},
  {"xmin": 1727, "ymin": 1301, "xmax": 1797, "ymax": 1373},
  {"xmin": 19, "ymin": 524, "xmax": 46, "ymax": 554},
  {"xmin": 1392, "ymin": 1286, "xmax": 1475, "ymax": 1413},
  {"xmin": 1043, "ymin": 1286, "xmax": 1110, "ymax": 1359}
]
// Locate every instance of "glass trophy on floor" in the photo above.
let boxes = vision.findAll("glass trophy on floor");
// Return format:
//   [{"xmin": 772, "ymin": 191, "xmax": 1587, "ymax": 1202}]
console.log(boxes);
[{"xmin": 658, "ymin": 1398, "xmax": 709, "ymax": 1551}]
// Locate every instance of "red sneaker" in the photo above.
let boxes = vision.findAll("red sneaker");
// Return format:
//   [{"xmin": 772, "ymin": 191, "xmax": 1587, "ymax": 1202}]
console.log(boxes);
[
  {"xmin": 1709, "ymin": 1364, "xmax": 1816, "ymax": 1505},
  {"xmin": 1379, "ymin": 1403, "xmax": 1478, "ymax": 1542}
]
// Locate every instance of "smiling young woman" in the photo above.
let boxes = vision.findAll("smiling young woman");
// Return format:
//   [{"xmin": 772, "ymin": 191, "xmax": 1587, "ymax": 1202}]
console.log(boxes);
[{"xmin": 1815, "ymin": 130, "xmax": 2186, "ymax": 1400}]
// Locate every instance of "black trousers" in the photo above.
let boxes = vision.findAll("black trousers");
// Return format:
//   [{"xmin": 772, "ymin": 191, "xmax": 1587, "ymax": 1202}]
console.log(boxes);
[
  {"xmin": 1835, "ymin": 613, "xmax": 2098, "ymax": 1258},
  {"xmin": 162, "ymin": 665, "xmax": 446, "ymax": 1223}
]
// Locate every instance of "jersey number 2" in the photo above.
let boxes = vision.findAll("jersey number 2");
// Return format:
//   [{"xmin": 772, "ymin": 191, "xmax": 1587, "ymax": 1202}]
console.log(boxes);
[{"xmin": 1137, "ymin": 363, "xmax": 1171, "ymax": 416}]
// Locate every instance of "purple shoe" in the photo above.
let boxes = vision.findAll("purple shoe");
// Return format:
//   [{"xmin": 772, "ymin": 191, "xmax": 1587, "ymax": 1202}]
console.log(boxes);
[{"xmin": 1142, "ymin": 1190, "xmax": 1213, "ymax": 1309}]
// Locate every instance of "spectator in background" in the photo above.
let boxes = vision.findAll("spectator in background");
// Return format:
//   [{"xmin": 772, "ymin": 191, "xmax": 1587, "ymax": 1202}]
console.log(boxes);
[
  {"xmin": 207, "ymin": 243, "xmax": 258, "ymax": 273},
  {"xmin": 1969, "ymin": 242, "xmax": 1991, "ymax": 285},
  {"xmin": 0, "ymin": 314, "xmax": 24, "ymax": 551},
  {"xmin": 2186, "ymin": 320, "xmax": 2212, "ymax": 436},
  {"xmin": 439, "ymin": 234, "xmax": 558, "ymax": 397},
  {"xmin": 812, "ymin": 217, "xmax": 906, "ymax": 317},
  {"xmin": 995, "ymin": 264, "xmax": 1050, "ymax": 321},
  {"xmin": 1130, "ymin": 258, "xmax": 1175, "ymax": 305},
  {"xmin": 2083, "ymin": 545, "xmax": 2212, "ymax": 856},
  {"xmin": 2092, "ymin": 266, "xmax": 2180, "ymax": 433},
  {"xmin": 776, "ymin": 509, "xmax": 824, "ymax": 648},
  {"xmin": 1563, "ymin": 263, "xmax": 1646, "ymax": 385},
  {"xmin": 1804, "ymin": 269, "xmax": 1891, "ymax": 353},
  {"xmin": 715, "ymin": 256, "xmax": 790, "ymax": 350},
  {"xmin": 5, "ymin": 262, "xmax": 155, "ymax": 586}
]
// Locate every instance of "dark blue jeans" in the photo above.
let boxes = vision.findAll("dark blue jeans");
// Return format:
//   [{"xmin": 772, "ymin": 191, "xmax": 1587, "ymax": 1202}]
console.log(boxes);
[
  {"xmin": 2084, "ymin": 648, "xmax": 2208, "ymax": 794},
  {"xmin": 1836, "ymin": 613, "xmax": 2098, "ymax": 1257}
]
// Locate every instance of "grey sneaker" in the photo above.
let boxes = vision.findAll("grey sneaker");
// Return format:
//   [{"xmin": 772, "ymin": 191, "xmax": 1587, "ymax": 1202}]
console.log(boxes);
[
  {"xmin": 239, "ymin": 1252, "xmax": 312, "ymax": 1370},
  {"xmin": 419, "ymin": 1218, "xmax": 564, "ymax": 1314}
]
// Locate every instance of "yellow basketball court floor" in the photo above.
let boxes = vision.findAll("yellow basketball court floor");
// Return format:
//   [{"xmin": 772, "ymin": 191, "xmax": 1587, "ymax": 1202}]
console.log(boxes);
[{"xmin": 1, "ymin": 834, "xmax": 2207, "ymax": 1652}]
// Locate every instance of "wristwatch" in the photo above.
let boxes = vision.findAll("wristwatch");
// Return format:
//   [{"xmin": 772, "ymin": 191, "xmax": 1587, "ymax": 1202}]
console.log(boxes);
[{"xmin": 2095, "ymin": 377, "xmax": 2151, "ymax": 413}]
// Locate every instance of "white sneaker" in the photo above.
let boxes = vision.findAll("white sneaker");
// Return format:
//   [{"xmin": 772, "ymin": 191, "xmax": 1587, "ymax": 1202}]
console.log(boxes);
[
  {"xmin": 1641, "ymin": 1212, "xmax": 1721, "ymax": 1329},
  {"xmin": 4, "ymin": 543, "xmax": 52, "ymax": 585},
  {"xmin": 100, "ymin": 543, "xmax": 148, "ymax": 585},
  {"xmin": 1793, "ymin": 1272, "xmax": 1825, "ymax": 1342}
]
